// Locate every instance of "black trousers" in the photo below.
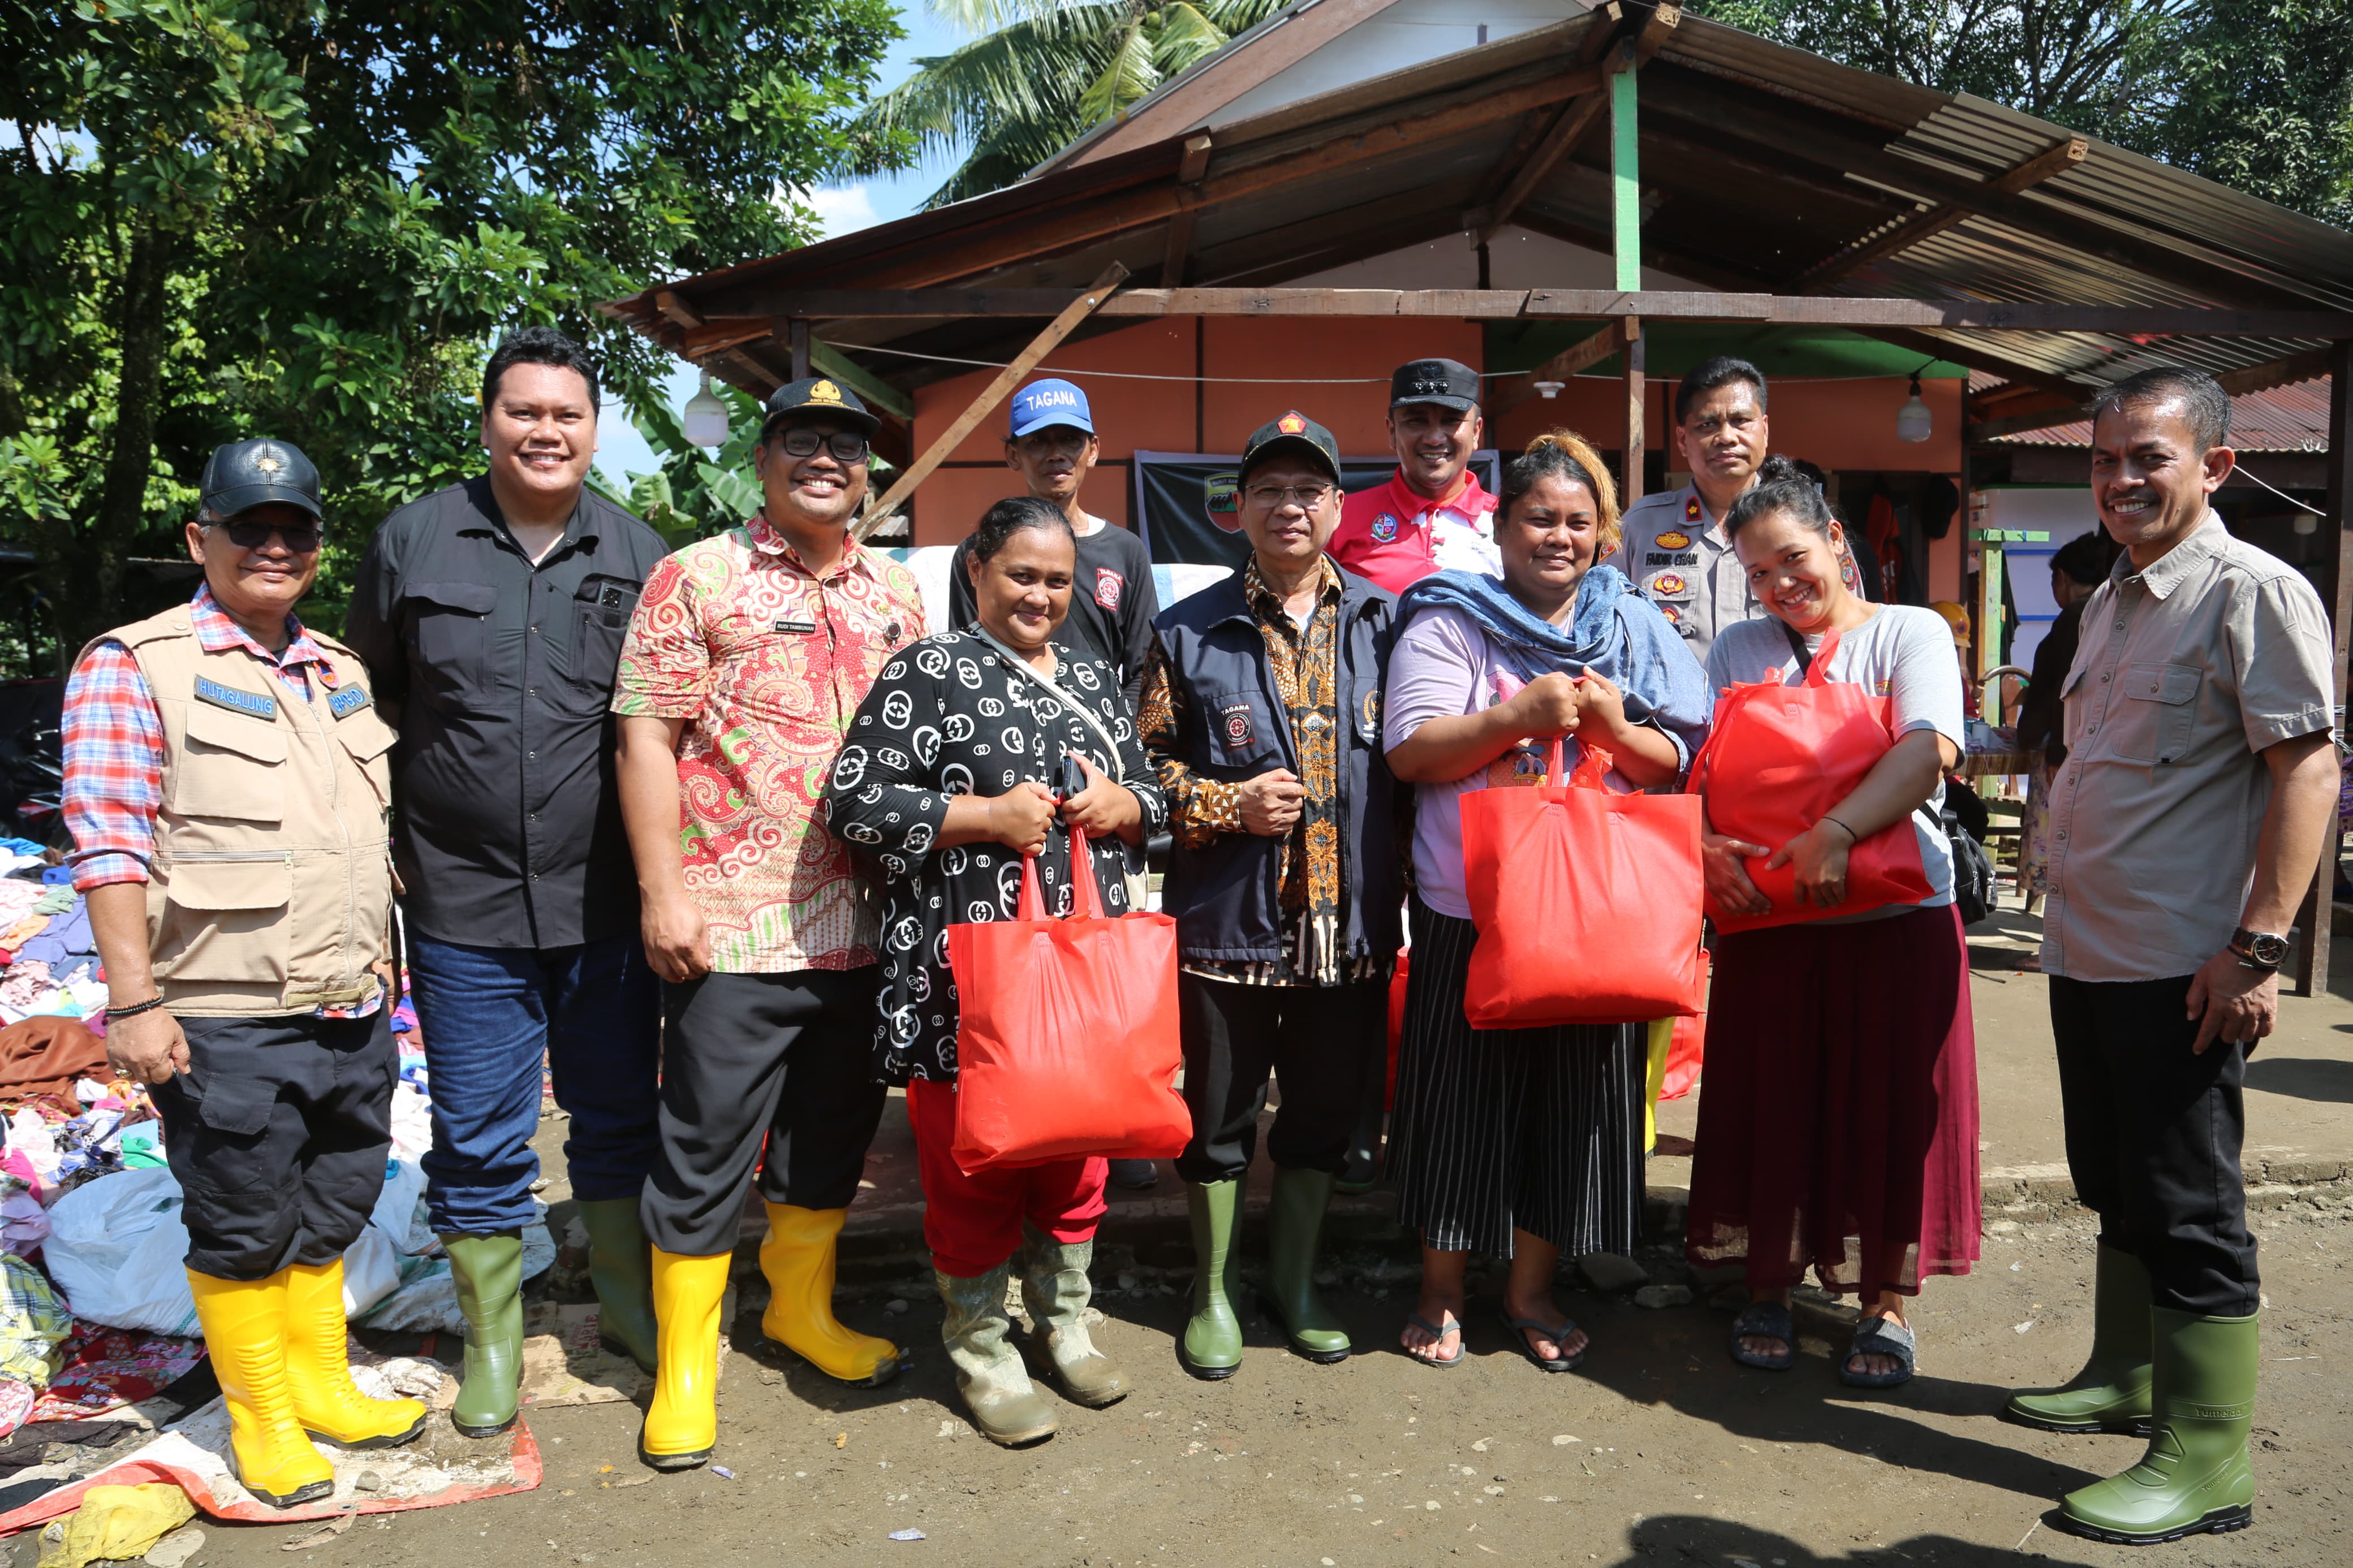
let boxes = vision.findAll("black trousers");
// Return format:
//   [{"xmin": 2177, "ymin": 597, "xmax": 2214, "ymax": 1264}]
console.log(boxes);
[
  {"xmin": 1174, "ymin": 973, "xmax": 1385, "ymax": 1185},
  {"xmin": 640, "ymin": 967, "xmax": 888, "ymax": 1256},
  {"xmin": 152, "ymin": 1010, "xmax": 397, "ymax": 1282},
  {"xmin": 2049, "ymin": 974, "xmax": 2259, "ymax": 1316}
]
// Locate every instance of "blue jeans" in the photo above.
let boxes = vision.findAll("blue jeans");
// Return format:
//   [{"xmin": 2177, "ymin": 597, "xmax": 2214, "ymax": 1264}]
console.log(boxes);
[{"xmin": 409, "ymin": 932, "xmax": 662, "ymax": 1234}]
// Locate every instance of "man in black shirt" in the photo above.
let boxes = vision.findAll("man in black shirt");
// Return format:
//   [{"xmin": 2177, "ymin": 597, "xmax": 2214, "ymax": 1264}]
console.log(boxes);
[
  {"xmin": 947, "ymin": 378, "xmax": 1163, "ymax": 1190},
  {"xmin": 345, "ymin": 328, "xmax": 671, "ymax": 1439}
]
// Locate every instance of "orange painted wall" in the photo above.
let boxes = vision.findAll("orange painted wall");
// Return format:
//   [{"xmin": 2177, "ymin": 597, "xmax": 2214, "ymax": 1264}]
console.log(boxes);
[{"xmin": 1489, "ymin": 374, "xmax": 1963, "ymax": 475}]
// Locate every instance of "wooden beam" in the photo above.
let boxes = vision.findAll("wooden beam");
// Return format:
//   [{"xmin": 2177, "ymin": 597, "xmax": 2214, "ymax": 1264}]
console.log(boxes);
[
  {"xmin": 807, "ymin": 341, "xmax": 913, "ymax": 422},
  {"xmin": 1801, "ymin": 136, "xmax": 2087, "ymax": 290},
  {"xmin": 1968, "ymin": 403, "xmax": 2092, "ymax": 443},
  {"xmin": 654, "ymin": 290, "xmax": 703, "ymax": 328},
  {"xmin": 1474, "ymin": 92, "xmax": 1609, "ymax": 246},
  {"xmin": 787, "ymin": 318, "xmax": 811, "ymax": 382},
  {"xmin": 1467, "ymin": 3, "xmax": 1659, "ymax": 245},
  {"xmin": 2294, "ymin": 336, "xmax": 2352, "ymax": 996},
  {"xmin": 1609, "ymin": 41, "xmax": 1641, "ymax": 293},
  {"xmin": 1160, "ymin": 133, "xmax": 1214, "ymax": 285},
  {"xmin": 1487, "ymin": 318, "xmax": 1639, "ymax": 419},
  {"xmin": 1632, "ymin": 0, "xmax": 1682, "ymax": 54},
  {"xmin": 1846, "ymin": 326, "xmax": 2090, "ymax": 401},
  {"xmin": 854, "ymin": 262, "xmax": 1129, "ymax": 542},
  {"xmin": 2217, "ymin": 345, "xmax": 2336, "ymax": 396},
  {"xmin": 1622, "ymin": 317, "xmax": 1645, "ymax": 503}
]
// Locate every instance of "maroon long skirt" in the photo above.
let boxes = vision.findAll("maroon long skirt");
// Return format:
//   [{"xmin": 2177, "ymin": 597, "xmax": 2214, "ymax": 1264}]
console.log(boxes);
[{"xmin": 1684, "ymin": 902, "xmax": 1980, "ymax": 1297}]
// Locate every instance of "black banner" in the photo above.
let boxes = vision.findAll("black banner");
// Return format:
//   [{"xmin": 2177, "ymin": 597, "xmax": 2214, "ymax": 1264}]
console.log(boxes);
[{"xmin": 1131, "ymin": 450, "xmax": 1502, "ymax": 568}]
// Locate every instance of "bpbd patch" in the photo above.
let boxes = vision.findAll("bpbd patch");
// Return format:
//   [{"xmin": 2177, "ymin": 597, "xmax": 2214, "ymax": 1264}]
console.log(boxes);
[
  {"xmin": 327, "ymin": 684, "xmax": 372, "ymax": 719},
  {"xmin": 1094, "ymin": 568, "xmax": 1123, "ymax": 612},
  {"xmin": 193, "ymin": 676, "xmax": 275, "ymax": 720},
  {"xmin": 1216, "ymin": 697, "xmax": 1256, "ymax": 750}
]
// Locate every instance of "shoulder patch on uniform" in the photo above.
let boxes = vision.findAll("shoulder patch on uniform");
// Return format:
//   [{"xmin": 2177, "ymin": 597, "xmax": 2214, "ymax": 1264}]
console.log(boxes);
[
  {"xmin": 328, "ymin": 684, "xmax": 372, "ymax": 719},
  {"xmin": 194, "ymin": 676, "xmax": 277, "ymax": 720}
]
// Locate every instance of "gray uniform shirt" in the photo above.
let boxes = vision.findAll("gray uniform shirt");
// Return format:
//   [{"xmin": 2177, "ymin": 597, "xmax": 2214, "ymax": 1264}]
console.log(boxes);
[
  {"xmin": 1609, "ymin": 484, "xmax": 1761, "ymax": 664},
  {"xmin": 2040, "ymin": 513, "xmax": 2336, "ymax": 982}
]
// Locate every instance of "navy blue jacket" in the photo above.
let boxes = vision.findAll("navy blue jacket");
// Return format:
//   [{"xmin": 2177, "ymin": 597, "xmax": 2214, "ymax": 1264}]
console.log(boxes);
[{"xmin": 1149, "ymin": 563, "xmax": 1404, "ymax": 969}]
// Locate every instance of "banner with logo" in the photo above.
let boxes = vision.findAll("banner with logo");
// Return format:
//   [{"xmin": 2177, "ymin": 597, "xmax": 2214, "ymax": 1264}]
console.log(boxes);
[{"xmin": 1131, "ymin": 450, "xmax": 1502, "ymax": 569}]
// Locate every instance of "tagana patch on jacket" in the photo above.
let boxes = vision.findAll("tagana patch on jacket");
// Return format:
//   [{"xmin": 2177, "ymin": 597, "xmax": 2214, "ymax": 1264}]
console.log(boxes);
[
  {"xmin": 1216, "ymin": 696, "xmax": 1256, "ymax": 749},
  {"xmin": 1094, "ymin": 568, "xmax": 1123, "ymax": 611}
]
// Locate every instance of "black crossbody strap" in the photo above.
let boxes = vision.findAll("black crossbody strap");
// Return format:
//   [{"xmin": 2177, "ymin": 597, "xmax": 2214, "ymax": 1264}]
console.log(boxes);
[{"xmin": 1779, "ymin": 616, "xmax": 1813, "ymax": 676}]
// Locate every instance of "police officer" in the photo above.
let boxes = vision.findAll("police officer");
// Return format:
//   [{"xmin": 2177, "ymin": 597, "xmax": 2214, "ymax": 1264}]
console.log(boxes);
[
  {"xmin": 1612, "ymin": 356, "xmax": 1773, "ymax": 662},
  {"xmin": 67, "ymin": 441, "xmax": 423, "ymax": 1508}
]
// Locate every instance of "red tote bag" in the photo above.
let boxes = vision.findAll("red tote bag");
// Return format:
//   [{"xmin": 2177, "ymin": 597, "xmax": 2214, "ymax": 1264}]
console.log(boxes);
[
  {"xmin": 1460, "ymin": 741, "xmax": 1707, "ymax": 1027},
  {"xmin": 1691, "ymin": 625, "xmax": 1932, "ymax": 933},
  {"xmin": 946, "ymin": 826, "xmax": 1191, "ymax": 1174}
]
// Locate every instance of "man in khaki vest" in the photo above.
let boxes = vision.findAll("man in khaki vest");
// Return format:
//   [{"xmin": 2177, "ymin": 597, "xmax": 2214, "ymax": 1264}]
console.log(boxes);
[{"xmin": 64, "ymin": 440, "xmax": 424, "ymax": 1508}]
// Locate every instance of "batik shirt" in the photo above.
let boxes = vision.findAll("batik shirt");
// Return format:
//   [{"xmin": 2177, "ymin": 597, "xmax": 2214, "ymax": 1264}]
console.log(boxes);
[{"xmin": 611, "ymin": 516, "xmax": 925, "ymax": 974}]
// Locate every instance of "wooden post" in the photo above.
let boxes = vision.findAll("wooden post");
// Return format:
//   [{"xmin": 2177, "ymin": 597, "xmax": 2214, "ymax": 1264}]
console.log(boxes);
[
  {"xmin": 2292, "ymin": 339, "xmax": 2353, "ymax": 996},
  {"xmin": 788, "ymin": 318, "xmax": 811, "ymax": 382},
  {"xmin": 852, "ymin": 261, "xmax": 1130, "ymax": 542},
  {"xmin": 1609, "ymin": 41, "xmax": 1640, "ymax": 293},
  {"xmin": 1622, "ymin": 318, "xmax": 1645, "ymax": 504}
]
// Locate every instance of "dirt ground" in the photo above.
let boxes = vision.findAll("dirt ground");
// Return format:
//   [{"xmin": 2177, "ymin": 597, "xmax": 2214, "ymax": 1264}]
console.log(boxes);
[{"xmin": 157, "ymin": 1193, "xmax": 2352, "ymax": 1568}]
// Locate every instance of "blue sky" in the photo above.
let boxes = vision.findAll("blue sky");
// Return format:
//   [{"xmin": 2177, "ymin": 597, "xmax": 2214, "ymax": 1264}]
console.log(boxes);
[{"xmin": 595, "ymin": 6, "xmax": 969, "ymax": 486}]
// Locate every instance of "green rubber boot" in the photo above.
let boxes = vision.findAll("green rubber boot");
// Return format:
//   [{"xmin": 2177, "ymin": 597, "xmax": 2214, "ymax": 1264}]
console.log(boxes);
[
  {"xmin": 2006, "ymin": 1245, "xmax": 2153, "ymax": 1436},
  {"xmin": 1260, "ymin": 1167, "xmax": 1350, "ymax": 1363},
  {"xmin": 1180, "ymin": 1181, "xmax": 1244, "ymax": 1379},
  {"xmin": 2059, "ymin": 1308, "xmax": 2257, "ymax": 1545},
  {"xmin": 442, "ymin": 1232, "xmax": 525, "ymax": 1438},
  {"xmin": 576, "ymin": 1199, "xmax": 659, "ymax": 1375}
]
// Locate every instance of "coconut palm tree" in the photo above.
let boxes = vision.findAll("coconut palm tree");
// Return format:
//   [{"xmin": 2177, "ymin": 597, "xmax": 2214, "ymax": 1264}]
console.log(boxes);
[{"xmin": 852, "ymin": 0, "xmax": 1290, "ymax": 209}]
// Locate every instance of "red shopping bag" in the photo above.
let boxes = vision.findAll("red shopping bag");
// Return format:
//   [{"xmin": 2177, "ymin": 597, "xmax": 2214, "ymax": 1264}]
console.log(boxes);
[
  {"xmin": 946, "ymin": 826, "xmax": 1190, "ymax": 1174},
  {"xmin": 1691, "ymin": 625, "xmax": 1932, "ymax": 932},
  {"xmin": 1461, "ymin": 741, "xmax": 1706, "ymax": 1027}
]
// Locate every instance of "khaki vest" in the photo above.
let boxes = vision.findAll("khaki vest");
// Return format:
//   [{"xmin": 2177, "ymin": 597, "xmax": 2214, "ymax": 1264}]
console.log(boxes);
[{"xmin": 97, "ymin": 608, "xmax": 399, "ymax": 1017}]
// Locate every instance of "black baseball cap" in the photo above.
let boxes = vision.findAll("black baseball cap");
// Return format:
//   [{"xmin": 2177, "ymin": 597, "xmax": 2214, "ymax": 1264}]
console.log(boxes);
[
  {"xmin": 760, "ymin": 375, "xmax": 881, "ymax": 440},
  {"xmin": 1389, "ymin": 357, "xmax": 1481, "ymax": 413},
  {"xmin": 199, "ymin": 439, "xmax": 323, "ymax": 521},
  {"xmin": 1239, "ymin": 411, "xmax": 1341, "ymax": 483}
]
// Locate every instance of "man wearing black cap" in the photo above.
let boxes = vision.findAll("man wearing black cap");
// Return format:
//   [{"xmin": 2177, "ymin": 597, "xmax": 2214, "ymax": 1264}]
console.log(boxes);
[
  {"xmin": 1330, "ymin": 357, "xmax": 1498, "ymax": 595},
  {"xmin": 612, "ymin": 375, "xmax": 926, "ymax": 1470},
  {"xmin": 1138, "ymin": 412, "xmax": 1403, "ymax": 1377},
  {"xmin": 346, "ymin": 327, "xmax": 672, "ymax": 1440},
  {"xmin": 66, "ymin": 440, "xmax": 425, "ymax": 1507}
]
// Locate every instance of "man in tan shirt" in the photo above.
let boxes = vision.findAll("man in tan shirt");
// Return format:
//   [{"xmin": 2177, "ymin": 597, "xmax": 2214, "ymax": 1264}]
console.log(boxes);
[{"xmin": 2004, "ymin": 369, "xmax": 2339, "ymax": 1546}]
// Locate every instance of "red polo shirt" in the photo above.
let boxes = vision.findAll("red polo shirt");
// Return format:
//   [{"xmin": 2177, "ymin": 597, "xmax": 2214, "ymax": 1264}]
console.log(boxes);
[{"xmin": 1330, "ymin": 469, "xmax": 1500, "ymax": 594}]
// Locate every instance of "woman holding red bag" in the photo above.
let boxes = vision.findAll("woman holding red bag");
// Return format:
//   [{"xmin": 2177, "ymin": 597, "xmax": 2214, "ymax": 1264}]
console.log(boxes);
[
  {"xmin": 1685, "ymin": 456, "xmax": 1980, "ymax": 1388},
  {"xmin": 825, "ymin": 496, "xmax": 1167, "ymax": 1447},
  {"xmin": 1382, "ymin": 431, "xmax": 1712, "ymax": 1372}
]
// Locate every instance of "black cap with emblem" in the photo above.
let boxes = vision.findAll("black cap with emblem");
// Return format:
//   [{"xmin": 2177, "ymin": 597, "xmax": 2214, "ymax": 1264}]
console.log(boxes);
[
  {"xmin": 1389, "ymin": 357, "xmax": 1481, "ymax": 413},
  {"xmin": 761, "ymin": 375, "xmax": 882, "ymax": 440},
  {"xmin": 1239, "ymin": 411, "xmax": 1342, "ymax": 484},
  {"xmin": 200, "ymin": 439, "xmax": 323, "ymax": 521}
]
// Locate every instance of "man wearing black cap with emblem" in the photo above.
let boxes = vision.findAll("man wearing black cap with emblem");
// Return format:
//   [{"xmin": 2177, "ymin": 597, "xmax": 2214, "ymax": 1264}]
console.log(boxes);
[
  {"xmin": 1138, "ymin": 411, "xmax": 1403, "ymax": 1377},
  {"xmin": 346, "ymin": 327, "xmax": 672, "ymax": 1440},
  {"xmin": 66, "ymin": 440, "xmax": 425, "ymax": 1507},
  {"xmin": 611, "ymin": 374, "xmax": 926, "ymax": 1470},
  {"xmin": 1330, "ymin": 357, "xmax": 1498, "ymax": 595}
]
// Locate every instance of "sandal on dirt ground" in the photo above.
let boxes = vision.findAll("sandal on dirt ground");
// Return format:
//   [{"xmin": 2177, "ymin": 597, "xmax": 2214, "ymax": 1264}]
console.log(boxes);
[
  {"xmin": 1839, "ymin": 1315, "xmax": 1916, "ymax": 1389},
  {"xmin": 1402, "ymin": 1314, "xmax": 1465, "ymax": 1367},
  {"xmin": 1729, "ymin": 1300, "xmax": 1796, "ymax": 1371},
  {"xmin": 1498, "ymin": 1307, "xmax": 1584, "ymax": 1373}
]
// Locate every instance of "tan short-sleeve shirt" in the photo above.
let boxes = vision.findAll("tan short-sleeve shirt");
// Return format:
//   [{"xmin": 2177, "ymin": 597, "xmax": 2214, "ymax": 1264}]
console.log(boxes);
[{"xmin": 2040, "ymin": 513, "xmax": 2337, "ymax": 982}]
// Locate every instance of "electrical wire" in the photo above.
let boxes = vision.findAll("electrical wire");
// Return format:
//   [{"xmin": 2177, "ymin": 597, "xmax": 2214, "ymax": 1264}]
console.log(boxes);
[{"xmin": 2228, "ymin": 462, "xmax": 2325, "ymax": 515}]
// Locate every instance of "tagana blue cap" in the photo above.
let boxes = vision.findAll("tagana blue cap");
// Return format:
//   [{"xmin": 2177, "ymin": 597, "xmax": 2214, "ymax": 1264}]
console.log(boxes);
[{"xmin": 1009, "ymin": 378, "xmax": 1094, "ymax": 439}]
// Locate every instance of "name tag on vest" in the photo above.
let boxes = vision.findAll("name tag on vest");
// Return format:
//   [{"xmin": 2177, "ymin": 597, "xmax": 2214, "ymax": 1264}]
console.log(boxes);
[
  {"xmin": 193, "ymin": 676, "xmax": 277, "ymax": 721},
  {"xmin": 328, "ymin": 685, "xmax": 372, "ymax": 719},
  {"xmin": 772, "ymin": 617, "xmax": 818, "ymax": 635}
]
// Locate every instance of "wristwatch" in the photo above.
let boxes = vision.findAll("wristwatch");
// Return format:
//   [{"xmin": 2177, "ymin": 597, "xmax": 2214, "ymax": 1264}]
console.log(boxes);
[{"xmin": 2229, "ymin": 927, "xmax": 2292, "ymax": 971}]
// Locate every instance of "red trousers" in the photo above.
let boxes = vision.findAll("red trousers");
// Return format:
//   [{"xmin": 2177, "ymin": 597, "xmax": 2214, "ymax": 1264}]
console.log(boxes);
[{"xmin": 906, "ymin": 1078, "xmax": 1108, "ymax": 1278}]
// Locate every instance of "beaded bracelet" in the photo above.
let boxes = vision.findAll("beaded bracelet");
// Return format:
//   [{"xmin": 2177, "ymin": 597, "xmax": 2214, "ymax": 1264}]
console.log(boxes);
[{"xmin": 104, "ymin": 996, "xmax": 168, "ymax": 1022}]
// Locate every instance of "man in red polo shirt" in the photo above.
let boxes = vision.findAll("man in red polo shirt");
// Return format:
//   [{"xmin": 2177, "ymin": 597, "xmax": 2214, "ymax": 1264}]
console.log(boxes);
[{"xmin": 1330, "ymin": 358, "xmax": 1499, "ymax": 593}]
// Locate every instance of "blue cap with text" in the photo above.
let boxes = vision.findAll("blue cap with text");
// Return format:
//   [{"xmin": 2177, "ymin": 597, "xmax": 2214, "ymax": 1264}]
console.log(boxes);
[{"xmin": 1008, "ymin": 378, "xmax": 1095, "ymax": 439}]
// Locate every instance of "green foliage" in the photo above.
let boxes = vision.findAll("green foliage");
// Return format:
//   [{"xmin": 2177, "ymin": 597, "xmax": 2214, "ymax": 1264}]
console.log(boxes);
[
  {"xmin": 849, "ymin": 0, "xmax": 1288, "ymax": 209},
  {"xmin": 1690, "ymin": 0, "xmax": 2353, "ymax": 226},
  {"xmin": 623, "ymin": 385, "xmax": 769, "ymax": 549},
  {"xmin": 0, "ymin": 0, "xmax": 909, "ymax": 666}
]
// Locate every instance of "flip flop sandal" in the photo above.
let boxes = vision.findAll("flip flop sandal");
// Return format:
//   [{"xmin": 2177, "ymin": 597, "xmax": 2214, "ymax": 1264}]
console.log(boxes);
[
  {"xmin": 1839, "ymin": 1316, "xmax": 1917, "ymax": 1389},
  {"xmin": 1729, "ymin": 1301, "xmax": 1796, "ymax": 1371},
  {"xmin": 1402, "ymin": 1314, "xmax": 1466, "ymax": 1368},
  {"xmin": 1497, "ymin": 1307, "xmax": 1585, "ymax": 1373}
]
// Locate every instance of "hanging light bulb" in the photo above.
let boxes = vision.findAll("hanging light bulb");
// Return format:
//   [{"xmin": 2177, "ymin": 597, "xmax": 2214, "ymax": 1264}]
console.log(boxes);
[
  {"xmin": 1533, "ymin": 379, "xmax": 1566, "ymax": 400},
  {"xmin": 1896, "ymin": 370, "xmax": 1933, "ymax": 443},
  {"xmin": 682, "ymin": 371, "xmax": 731, "ymax": 447}
]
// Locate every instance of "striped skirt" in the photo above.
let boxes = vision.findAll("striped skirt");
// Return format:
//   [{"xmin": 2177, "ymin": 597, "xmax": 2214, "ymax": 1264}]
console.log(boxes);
[{"xmin": 1384, "ymin": 897, "xmax": 1646, "ymax": 1259}]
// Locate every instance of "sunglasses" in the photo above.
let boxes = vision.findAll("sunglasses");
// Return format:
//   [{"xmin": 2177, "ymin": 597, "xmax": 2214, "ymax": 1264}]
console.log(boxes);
[
  {"xmin": 773, "ymin": 427, "xmax": 870, "ymax": 463},
  {"xmin": 212, "ymin": 521, "xmax": 322, "ymax": 552}
]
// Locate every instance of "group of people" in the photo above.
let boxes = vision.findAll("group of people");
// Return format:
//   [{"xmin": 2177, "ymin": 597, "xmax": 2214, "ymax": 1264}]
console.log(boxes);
[{"xmin": 58, "ymin": 323, "xmax": 2335, "ymax": 1548}]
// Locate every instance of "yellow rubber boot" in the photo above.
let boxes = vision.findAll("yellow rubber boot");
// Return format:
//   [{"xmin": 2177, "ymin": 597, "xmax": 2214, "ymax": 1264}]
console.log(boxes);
[
  {"xmin": 640, "ymin": 1249, "xmax": 731, "ymax": 1470},
  {"xmin": 186, "ymin": 1270, "xmax": 335, "ymax": 1509},
  {"xmin": 759, "ymin": 1204, "xmax": 902, "ymax": 1388},
  {"xmin": 282, "ymin": 1260, "xmax": 426, "ymax": 1449}
]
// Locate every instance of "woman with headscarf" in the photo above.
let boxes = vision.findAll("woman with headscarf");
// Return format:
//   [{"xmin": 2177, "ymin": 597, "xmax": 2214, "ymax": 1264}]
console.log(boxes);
[
  {"xmin": 1381, "ymin": 431, "xmax": 1713, "ymax": 1371},
  {"xmin": 825, "ymin": 496, "xmax": 1168, "ymax": 1446}
]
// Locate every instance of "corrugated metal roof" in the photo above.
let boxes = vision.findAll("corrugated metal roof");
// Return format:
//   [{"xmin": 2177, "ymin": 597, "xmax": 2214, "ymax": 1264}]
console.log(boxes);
[{"xmin": 1993, "ymin": 378, "xmax": 2334, "ymax": 452}]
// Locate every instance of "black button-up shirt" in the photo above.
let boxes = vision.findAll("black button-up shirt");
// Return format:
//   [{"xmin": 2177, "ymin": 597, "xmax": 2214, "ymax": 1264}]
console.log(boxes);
[{"xmin": 346, "ymin": 477, "xmax": 671, "ymax": 949}]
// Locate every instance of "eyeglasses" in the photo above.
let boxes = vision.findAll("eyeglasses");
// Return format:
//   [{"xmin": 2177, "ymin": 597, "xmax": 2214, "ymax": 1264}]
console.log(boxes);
[
  {"xmin": 212, "ymin": 522, "xmax": 321, "ymax": 553},
  {"xmin": 1246, "ymin": 482, "xmax": 1334, "ymax": 509},
  {"xmin": 774, "ymin": 427, "xmax": 870, "ymax": 463}
]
